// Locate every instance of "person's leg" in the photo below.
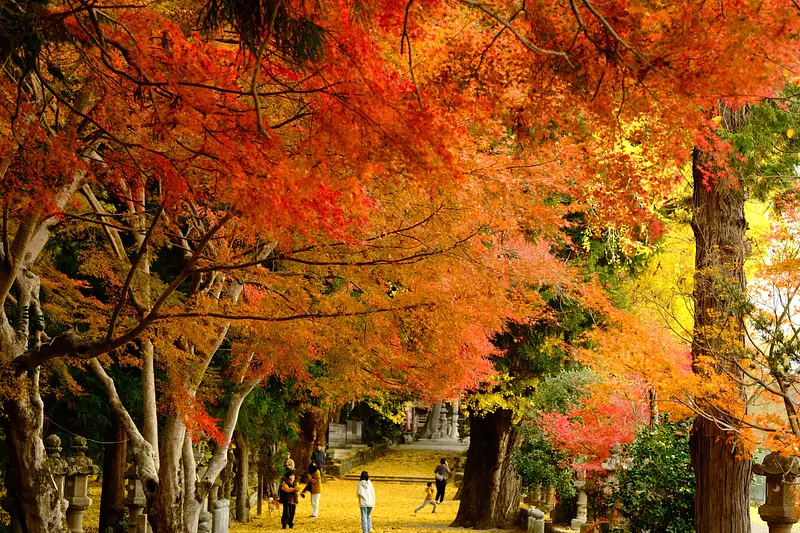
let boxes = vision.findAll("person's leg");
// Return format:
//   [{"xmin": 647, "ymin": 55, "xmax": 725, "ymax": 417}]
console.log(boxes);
[
  {"xmin": 367, "ymin": 506, "xmax": 373, "ymax": 532},
  {"xmin": 311, "ymin": 493, "xmax": 320, "ymax": 516},
  {"xmin": 361, "ymin": 507, "xmax": 369, "ymax": 533},
  {"xmin": 281, "ymin": 503, "xmax": 289, "ymax": 528},
  {"xmin": 440, "ymin": 481, "xmax": 447, "ymax": 503},
  {"xmin": 414, "ymin": 499, "xmax": 427, "ymax": 513},
  {"xmin": 288, "ymin": 503, "xmax": 296, "ymax": 527},
  {"xmin": 435, "ymin": 480, "xmax": 445, "ymax": 503},
  {"xmin": 431, "ymin": 499, "xmax": 438, "ymax": 513}
]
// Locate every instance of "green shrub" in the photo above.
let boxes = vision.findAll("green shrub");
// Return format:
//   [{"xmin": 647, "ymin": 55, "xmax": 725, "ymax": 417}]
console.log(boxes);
[
  {"xmin": 513, "ymin": 425, "xmax": 576, "ymax": 500},
  {"xmin": 607, "ymin": 418, "xmax": 694, "ymax": 533}
]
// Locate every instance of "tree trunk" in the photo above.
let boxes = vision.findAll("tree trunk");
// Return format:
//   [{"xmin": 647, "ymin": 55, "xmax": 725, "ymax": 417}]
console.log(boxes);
[
  {"xmin": 257, "ymin": 467, "xmax": 264, "ymax": 515},
  {"xmin": 422, "ymin": 403, "xmax": 442, "ymax": 439},
  {"xmin": 451, "ymin": 409, "xmax": 521, "ymax": 529},
  {"xmin": 99, "ymin": 418, "xmax": 128, "ymax": 533},
  {"xmin": 234, "ymin": 431, "xmax": 250, "ymax": 523},
  {"xmin": 689, "ymin": 147, "xmax": 752, "ymax": 533},
  {"xmin": 4, "ymin": 395, "xmax": 68, "ymax": 533},
  {"xmin": 148, "ymin": 416, "xmax": 186, "ymax": 533},
  {"xmin": 290, "ymin": 409, "xmax": 327, "ymax": 477}
]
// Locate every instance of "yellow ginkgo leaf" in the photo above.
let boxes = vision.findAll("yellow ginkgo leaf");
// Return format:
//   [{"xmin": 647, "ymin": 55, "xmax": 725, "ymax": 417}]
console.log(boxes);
[
  {"xmin": 788, "ymin": 128, "xmax": 795, "ymax": 139},
  {"xmin": 711, "ymin": 116, "xmax": 723, "ymax": 125},
  {"xmin": 784, "ymin": 68, "xmax": 791, "ymax": 78}
]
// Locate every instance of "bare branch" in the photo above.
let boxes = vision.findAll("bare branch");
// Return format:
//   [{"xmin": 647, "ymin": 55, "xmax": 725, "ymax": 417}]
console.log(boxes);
[
  {"xmin": 105, "ymin": 204, "xmax": 164, "ymax": 342},
  {"xmin": 460, "ymin": 0, "xmax": 574, "ymax": 66}
]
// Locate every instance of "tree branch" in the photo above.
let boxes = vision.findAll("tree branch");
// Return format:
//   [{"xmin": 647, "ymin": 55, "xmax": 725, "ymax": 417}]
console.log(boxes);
[
  {"xmin": 105, "ymin": 204, "xmax": 164, "ymax": 342},
  {"xmin": 155, "ymin": 302, "xmax": 434, "ymax": 323},
  {"xmin": 459, "ymin": 0, "xmax": 573, "ymax": 66}
]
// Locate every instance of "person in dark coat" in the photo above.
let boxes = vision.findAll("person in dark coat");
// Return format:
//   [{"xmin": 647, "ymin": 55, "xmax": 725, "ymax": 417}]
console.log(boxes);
[
  {"xmin": 433, "ymin": 458, "xmax": 451, "ymax": 504},
  {"xmin": 311, "ymin": 443, "xmax": 326, "ymax": 472},
  {"xmin": 280, "ymin": 471, "xmax": 300, "ymax": 529}
]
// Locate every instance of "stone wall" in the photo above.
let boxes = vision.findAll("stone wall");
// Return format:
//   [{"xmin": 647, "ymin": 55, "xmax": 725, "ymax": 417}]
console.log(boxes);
[{"xmin": 328, "ymin": 443, "xmax": 392, "ymax": 477}]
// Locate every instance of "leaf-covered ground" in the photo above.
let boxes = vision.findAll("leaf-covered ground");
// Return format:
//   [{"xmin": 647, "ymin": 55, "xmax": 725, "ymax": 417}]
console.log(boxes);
[
  {"xmin": 233, "ymin": 449, "xmax": 472, "ymax": 533},
  {"xmin": 350, "ymin": 449, "xmax": 464, "ymax": 479},
  {"xmin": 70, "ymin": 448, "xmax": 792, "ymax": 532}
]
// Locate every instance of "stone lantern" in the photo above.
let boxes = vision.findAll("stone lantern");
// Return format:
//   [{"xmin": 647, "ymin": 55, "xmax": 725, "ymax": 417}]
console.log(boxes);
[
  {"xmin": 526, "ymin": 507, "xmax": 546, "ymax": 533},
  {"xmin": 124, "ymin": 462, "xmax": 149, "ymax": 533},
  {"xmin": 64, "ymin": 436, "xmax": 98, "ymax": 533},
  {"xmin": 753, "ymin": 452, "xmax": 800, "ymax": 533},
  {"xmin": 44, "ymin": 434, "xmax": 69, "ymax": 513},
  {"xmin": 571, "ymin": 471, "xmax": 588, "ymax": 530},
  {"xmin": 540, "ymin": 485, "xmax": 556, "ymax": 514},
  {"xmin": 598, "ymin": 442, "xmax": 626, "ymax": 531}
]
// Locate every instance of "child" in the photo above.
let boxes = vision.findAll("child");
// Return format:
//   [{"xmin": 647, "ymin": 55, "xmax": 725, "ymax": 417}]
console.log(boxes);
[
  {"xmin": 414, "ymin": 482, "xmax": 438, "ymax": 514},
  {"xmin": 279, "ymin": 471, "xmax": 300, "ymax": 529}
]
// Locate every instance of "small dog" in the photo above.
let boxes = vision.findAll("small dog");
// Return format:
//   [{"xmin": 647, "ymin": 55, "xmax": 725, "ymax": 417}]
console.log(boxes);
[{"xmin": 267, "ymin": 497, "xmax": 281, "ymax": 514}]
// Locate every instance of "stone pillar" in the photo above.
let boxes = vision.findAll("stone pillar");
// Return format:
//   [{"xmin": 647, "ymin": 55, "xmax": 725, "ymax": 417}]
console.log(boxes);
[
  {"xmin": 754, "ymin": 452, "xmax": 800, "ymax": 533},
  {"xmin": 123, "ymin": 462, "xmax": 148, "ymax": 533},
  {"xmin": 44, "ymin": 434, "xmax": 69, "ymax": 514},
  {"xmin": 599, "ymin": 442, "xmax": 625, "ymax": 530},
  {"xmin": 541, "ymin": 485, "xmax": 555, "ymax": 514},
  {"xmin": 212, "ymin": 495, "xmax": 231, "ymax": 533},
  {"xmin": 64, "ymin": 436, "xmax": 98, "ymax": 533},
  {"xmin": 450, "ymin": 400, "xmax": 460, "ymax": 440},
  {"xmin": 438, "ymin": 408, "xmax": 448, "ymax": 439},
  {"xmin": 571, "ymin": 472, "xmax": 588, "ymax": 530},
  {"xmin": 527, "ymin": 507, "xmax": 545, "ymax": 533},
  {"xmin": 210, "ymin": 478, "xmax": 221, "ymax": 508}
]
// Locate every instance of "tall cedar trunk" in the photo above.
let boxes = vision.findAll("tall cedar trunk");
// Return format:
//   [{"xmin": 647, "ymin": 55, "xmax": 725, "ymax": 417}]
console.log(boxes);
[
  {"xmin": 290, "ymin": 409, "xmax": 326, "ymax": 477},
  {"xmin": 99, "ymin": 418, "xmax": 128, "ymax": 533},
  {"xmin": 422, "ymin": 403, "xmax": 442, "ymax": 439},
  {"xmin": 451, "ymin": 409, "xmax": 521, "ymax": 529},
  {"xmin": 4, "ymin": 396, "xmax": 67, "ymax": 533},
  {"xmin": 149, "ymin": 416, "xmax": 186, "ymax": 533},
  {"xmin": 689, "ymin": 147, "xmax": 752, "ymax": 533},
  {"xmin": 234, "ymin": 431, "xmax": 250, "ymax": 523}
]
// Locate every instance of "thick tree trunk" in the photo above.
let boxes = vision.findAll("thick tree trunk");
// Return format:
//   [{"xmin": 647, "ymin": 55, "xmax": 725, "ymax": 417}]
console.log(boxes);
[
  {"xmin": 149, "ymin": 416, "xmax": 187, "ymax": 533},
  {"xmin": 690, "ymin": 417, "xmax": 751, "ymax": 533},
  {"xmin": 99, "ymin": 418, "xmax": 128, "ymax": 533},
  {"xmin": 234, "ymin": 431, "xmax": 250, "ymax": 523},
  {"xmin": 451, "ymin": 409, "xmax": 521, "ymax": 529},
  {"xmin": 290, "ymin": 409, "xmax": 327, "ymax": 476},
  {"xmin": 689, "ymin": 147, "xmax": 752, "ymax": 533},
  {"xmin": 4, "ymin": 395, "xmax": 67, "ymax": 533}
]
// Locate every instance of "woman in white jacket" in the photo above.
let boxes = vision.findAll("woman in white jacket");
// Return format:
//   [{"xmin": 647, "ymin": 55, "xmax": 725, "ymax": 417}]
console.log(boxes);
[{"xmin": 356, "ymin": 471, "xmax": 376, "ymax": 533}]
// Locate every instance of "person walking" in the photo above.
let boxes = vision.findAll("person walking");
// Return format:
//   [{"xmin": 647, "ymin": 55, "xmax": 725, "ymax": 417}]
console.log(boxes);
[
  {"xmin": 433, "ymin": 458, "xmax": 450, "ymax": 504},
  {"xmin": 413, "ymin": 482, "xmax": 438, "ymax": 514},
  {"xmin": 356, "ymin": 470, "xmax": 375, "ymax": 533},
  {"xmin": 279, "ymin": 471, "xmax": 300, "ymax": 529},
  {"xmin": 311, "ymin": 443, "xmax": 326, "ymax": 472},
  {"xmin": 302, "ymin": 464, "xmax": 322, "ymax": 518},
  {"xmin": 284, "ymin": 452, "xmax": 295, "ymax": 472}
]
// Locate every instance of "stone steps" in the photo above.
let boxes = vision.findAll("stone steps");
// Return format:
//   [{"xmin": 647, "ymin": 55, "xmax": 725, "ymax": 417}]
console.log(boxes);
[{"xmin": 342, "ymin": 474, "xmax": 433, "ymax": 484}]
